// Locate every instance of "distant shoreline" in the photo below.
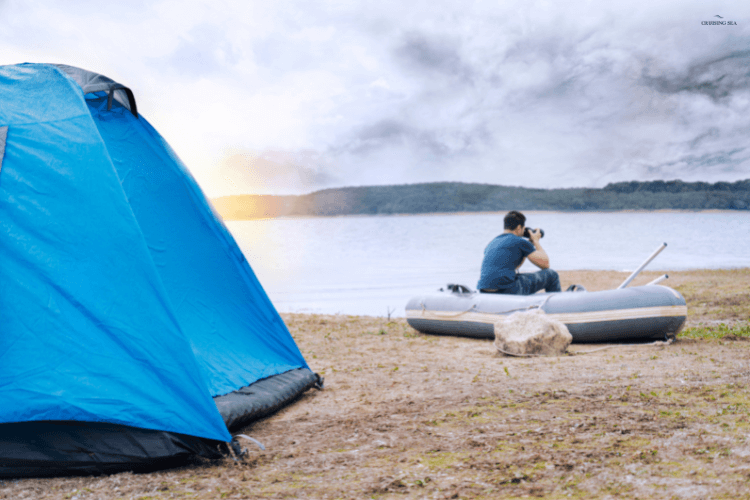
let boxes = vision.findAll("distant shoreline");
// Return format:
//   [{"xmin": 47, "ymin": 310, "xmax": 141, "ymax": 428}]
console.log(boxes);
[
  {"xmin": 218, "ymin": 208, "xmax": 747, "ymax": 221},
  {"xmin": 211, "ymin": 180, "xmax": 750, "ymax": 220}
]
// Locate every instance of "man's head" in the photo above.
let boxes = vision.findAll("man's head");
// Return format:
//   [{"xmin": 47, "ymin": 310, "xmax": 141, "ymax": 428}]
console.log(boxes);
[{"xmin": 503, "ymin": 211, "xmax": 526, "ymax": 233}]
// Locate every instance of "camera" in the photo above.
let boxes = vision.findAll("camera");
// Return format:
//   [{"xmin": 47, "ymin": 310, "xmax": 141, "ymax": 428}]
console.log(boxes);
[{"xmin": 523, "ymin": 227, "xmax": 544, "ymax": 239}]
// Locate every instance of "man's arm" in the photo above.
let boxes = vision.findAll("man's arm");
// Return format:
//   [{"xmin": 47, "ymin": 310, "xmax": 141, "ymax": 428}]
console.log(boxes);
[{"xmin": 526, "ymin": 228, "xmax": 550, "ymax": 269}]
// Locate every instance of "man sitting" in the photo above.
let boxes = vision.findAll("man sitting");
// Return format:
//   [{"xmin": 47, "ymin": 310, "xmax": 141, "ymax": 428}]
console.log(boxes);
[{"xmin": 477, "ymin": 210, "xmax": 561, "ymax": 295}]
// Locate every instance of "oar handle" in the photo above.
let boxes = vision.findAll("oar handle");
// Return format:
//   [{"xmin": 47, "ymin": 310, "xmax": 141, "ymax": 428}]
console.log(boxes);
[
  {"xmin": 617, "ymin": 243, "xmax": 667, "ymax": 289},
  {"xmin": 646, "ymin": 274, "xmax": 669, "ymax": 286}
]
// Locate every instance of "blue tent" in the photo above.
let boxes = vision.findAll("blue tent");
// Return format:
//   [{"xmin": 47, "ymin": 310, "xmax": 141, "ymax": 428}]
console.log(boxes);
[{"xmin": 0, "ymin": 63, "xmax": 320, "ymax": 477}]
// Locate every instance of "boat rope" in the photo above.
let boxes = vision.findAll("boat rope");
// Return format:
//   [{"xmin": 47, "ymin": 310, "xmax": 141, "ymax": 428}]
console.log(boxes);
[
  {"xmin": 420, "ymin": 302, "xmax": 477, "ymax": 317},
  {"xmin": 568, "ymin": 336, "xmax": 674, "ymax": 355},
  {"xmin": 496, "ymin": 337, "xmax": 675, "ymax": 358},
  {"xmin": 419, "ymin": 295, "xmax": 551, "ymax": 319},
  {"xmin": 536, "ymin": 294, "xmax": 554, "ymax": 312},
  {"xmin": 495, "ymin": 347, "xmax": 551, "ymax": 358}
]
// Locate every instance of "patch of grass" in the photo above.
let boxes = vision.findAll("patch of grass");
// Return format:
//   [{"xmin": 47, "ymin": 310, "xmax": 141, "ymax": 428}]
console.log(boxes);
[
  {"xmin": 420, "ymin": 451, "xmax": 467, "ymax": 469},
  {"xmin": 604, "ymin": 480, "xmax": 635, "ymax": 495},
  {"xmin": 679, "ymin": 322, "xmax": 750, "ymax": 340},
  {"xmin": 365, "ymin": 328, "xmax": 388, "ymax": 335},
  {"xmin": 658, "ymin": 461, "xmax": 689, "ymax": 478}
]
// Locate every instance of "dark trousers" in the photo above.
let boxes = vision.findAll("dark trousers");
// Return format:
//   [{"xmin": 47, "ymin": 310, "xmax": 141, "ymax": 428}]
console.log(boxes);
[{"xmin": 494, "ymin": 269, "xmax": 561, "ymax": 295}]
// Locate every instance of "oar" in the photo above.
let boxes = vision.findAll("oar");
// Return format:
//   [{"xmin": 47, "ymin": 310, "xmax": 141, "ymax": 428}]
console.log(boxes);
[
  {"xmin": 617, "ymin": 243, "xmax": 667, "ymax": 289},
  {"xmin": 646, "ymin": 274, "xmax": 669, "ymax": 286}
]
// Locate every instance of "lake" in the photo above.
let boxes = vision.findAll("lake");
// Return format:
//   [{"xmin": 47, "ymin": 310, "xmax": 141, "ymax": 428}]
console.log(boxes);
[{"xmin": 225, "ymin": 211, "xmax": 750, "ymax": 317}]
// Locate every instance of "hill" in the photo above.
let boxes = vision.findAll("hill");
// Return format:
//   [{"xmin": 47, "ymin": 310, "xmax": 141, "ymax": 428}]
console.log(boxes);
[{"xmin": 211, "ymin": 179, "xmax": 750, "ymax": 219}]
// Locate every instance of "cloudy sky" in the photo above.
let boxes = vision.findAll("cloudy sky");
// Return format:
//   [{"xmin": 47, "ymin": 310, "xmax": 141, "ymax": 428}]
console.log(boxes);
[{"xmin": 2, "ymin": 0, "xmax": 749, "ymax": 196}]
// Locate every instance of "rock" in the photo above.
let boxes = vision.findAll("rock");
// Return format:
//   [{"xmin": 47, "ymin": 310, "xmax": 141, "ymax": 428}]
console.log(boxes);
[{"xmin": 494, "ymin": 309, "xmax": 572, "ymax": 356}]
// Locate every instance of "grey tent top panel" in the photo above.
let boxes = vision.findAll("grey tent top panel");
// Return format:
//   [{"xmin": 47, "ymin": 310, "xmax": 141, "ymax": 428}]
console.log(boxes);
[
  {"xmin": 53, "ymin": 64, "xmax": 138, "ymax": 117},
  {"xmin": 0, "ymin": 126, "xmax": 7, "ymax": 174}
]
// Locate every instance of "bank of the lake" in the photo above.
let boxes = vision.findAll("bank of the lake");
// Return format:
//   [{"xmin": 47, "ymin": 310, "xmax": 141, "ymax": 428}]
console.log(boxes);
[{"xmin": 5, "ymin": 268, "xmax": 749, "ymax": 500}]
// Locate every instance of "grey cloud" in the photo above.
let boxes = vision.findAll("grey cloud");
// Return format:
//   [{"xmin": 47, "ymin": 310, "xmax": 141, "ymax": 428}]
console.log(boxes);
[
  {"xmin": 688, "ymin": 128, "xmax": 721, "ymax": 149},
  {"xmin": 394, "ymin": 32, "xmax": 474, "ymax": 83},
  {"xmin": 502, "ymin": 32, "xmax": 606, "ymax": 95},
  {"xmin": 334, "ymin": 118, "xmax": 489, "ymax": 160},
  {"xmin": 593, "ymin": 147, "xmax": 750, "ymax": 187},
  {"xmin": 20, "ymin": 0, "xmax": 741, "ymax": 192},
  {"xmin": 331, "ymin": 19, "xmax": 750, "ymax": 189},
  {"xmin": 651, "ymin": 148, "xmax": 748, "ymax": 172},
  {"xmin": 598, "ymin": 138, "xmax": 749, "ymax": 181},
  {"xmin": 343, "ymin": 120, "xmax": 411, "ymax": 154},
  {"xmin": 642, "ymin": 50, "xmax": 750, "ymax": 101}
]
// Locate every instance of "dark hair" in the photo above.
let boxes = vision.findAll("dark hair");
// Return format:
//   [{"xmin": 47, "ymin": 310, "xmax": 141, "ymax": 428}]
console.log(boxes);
[{"xmin": 503, "ymin": 210, "xmax": 526, "ymax": 230}]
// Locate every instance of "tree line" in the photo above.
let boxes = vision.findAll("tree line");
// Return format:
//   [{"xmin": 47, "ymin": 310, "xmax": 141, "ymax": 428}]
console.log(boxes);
[{"xmin": 211, "ymin": 179, "xmax": 750, "ymax": 219}]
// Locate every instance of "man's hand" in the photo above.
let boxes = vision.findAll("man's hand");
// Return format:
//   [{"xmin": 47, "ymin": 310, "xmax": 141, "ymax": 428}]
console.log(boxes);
[
  {"xmin": 526, "ymin": 228, "xmax": 550, "ymax": 269},
  {"xmin": 528, "ymin": 228, "xmax": 542, "ymax": 246}
]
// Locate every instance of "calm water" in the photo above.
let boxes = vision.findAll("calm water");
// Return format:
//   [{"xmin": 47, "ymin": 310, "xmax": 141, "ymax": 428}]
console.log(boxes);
[{"xmin": 226, "ymin": 211, "xmax": 750, "ymax": 317}]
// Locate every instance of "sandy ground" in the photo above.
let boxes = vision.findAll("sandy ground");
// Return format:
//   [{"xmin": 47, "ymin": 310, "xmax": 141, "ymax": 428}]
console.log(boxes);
[{"xmin": 2, "ymin": 269, "xmax": 749, "ymax": 499}]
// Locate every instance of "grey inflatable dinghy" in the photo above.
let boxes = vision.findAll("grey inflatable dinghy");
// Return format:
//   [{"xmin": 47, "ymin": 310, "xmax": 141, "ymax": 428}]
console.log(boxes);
[
  {"xmin": 406, "ymin": 284, "xmax": 687, "ymax": 342},
  {"xmin": 405, "ymin": 243, "xmax": 688, "ymax": 342}
]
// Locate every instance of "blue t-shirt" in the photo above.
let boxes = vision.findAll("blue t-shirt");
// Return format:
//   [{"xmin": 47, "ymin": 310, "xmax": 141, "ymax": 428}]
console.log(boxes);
[{"xmin": 477, "ymin": 234, "xmax": 536, "ymax": 290}]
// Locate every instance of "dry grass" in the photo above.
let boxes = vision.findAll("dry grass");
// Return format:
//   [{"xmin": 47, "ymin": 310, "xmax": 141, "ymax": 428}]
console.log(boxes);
[{"xmin": 2, "ymin": 269, "xmax": 749, "ymax": 499}]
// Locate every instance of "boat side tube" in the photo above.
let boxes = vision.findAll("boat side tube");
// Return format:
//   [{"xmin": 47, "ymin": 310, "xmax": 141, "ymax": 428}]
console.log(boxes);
[{"xmin": 406, "ymin": 285, "xmax": 687, "ymax": 343}]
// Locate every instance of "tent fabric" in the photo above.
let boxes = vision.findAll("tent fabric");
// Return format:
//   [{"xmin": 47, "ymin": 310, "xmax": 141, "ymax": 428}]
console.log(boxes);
[
  {"xmin": 0, "ymin": 62, "xmax": 316, "ymax": 475},
  {"xmin": 0, "ymin": 63, "xmax": 229, "ymax": 442},
  {"xmin": 84, "ymin": 92, "xmax": 310, "ymax": 397}
]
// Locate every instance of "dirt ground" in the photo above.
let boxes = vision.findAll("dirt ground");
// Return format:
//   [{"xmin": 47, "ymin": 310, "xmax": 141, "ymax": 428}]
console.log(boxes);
[{"xmin": 2, "ymin": 269, "xmax": 749, "ymax": 499}]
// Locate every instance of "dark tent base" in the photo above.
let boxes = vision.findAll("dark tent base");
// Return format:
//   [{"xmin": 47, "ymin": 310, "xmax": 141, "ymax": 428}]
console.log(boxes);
[
  {"xmin": 0, "ymin": 368, "xmax": 322, "ymax": 478},
  {"xmin": 0, "ymin": 421, "xmax": 225, "ymax": 478}
]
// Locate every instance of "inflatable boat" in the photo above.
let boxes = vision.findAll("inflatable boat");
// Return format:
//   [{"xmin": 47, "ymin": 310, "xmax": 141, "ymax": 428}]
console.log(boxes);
[
  {"xmin": 406, "ymin": 244, "xmax": 690, "ymax": 342},
  {"xmin": 406, "ymin": 284, "xmax": 687, "ymax": 342}
]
